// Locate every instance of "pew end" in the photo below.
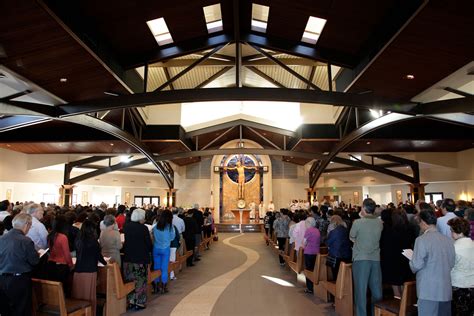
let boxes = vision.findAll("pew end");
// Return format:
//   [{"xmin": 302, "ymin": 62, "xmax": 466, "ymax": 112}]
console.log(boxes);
[
  {"xmin": 374, "ymin": 281, "xmax": 417, "ymax": 316},
  {"xmin": 32, "ymin": 278, "xmax": 92, "ymax": 316}
]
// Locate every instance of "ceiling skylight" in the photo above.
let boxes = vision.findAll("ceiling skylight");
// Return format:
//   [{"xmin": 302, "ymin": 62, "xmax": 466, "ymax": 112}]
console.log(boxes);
[
  {"xmin": 203, "ymin": 4, "xmax": 223, "ymax": 33},
  {"xmin": 301, "ymin": 16, "xmax": 326, "ymax": 45},
  {"xmin": 146, "ymin": 17, "xmax": 173, "ymax": 46},
  {"xmin": 251, "ymin": 3, "xmax": 269, "ymax": 33}
]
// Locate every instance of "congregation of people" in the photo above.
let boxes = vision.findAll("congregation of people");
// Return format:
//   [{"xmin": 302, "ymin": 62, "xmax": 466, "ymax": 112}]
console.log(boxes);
[
  {"xmin": 264, "ymin": 197, "xmax": 474, "ymax": 316},
  {"xmin": 0, "ymin": 200, "xmax": 216, "ymax": 316}
]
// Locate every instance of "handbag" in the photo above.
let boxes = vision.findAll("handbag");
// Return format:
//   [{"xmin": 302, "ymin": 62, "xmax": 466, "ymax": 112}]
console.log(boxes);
[{"xmin": 325, "ymin": 255, "xmax": 338, "ymax": 269}]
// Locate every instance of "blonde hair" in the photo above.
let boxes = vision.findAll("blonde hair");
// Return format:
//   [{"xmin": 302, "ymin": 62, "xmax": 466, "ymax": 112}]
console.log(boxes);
[{"xmin": 330, "ymin": 215, "xmax": 346, "ymax": 228}]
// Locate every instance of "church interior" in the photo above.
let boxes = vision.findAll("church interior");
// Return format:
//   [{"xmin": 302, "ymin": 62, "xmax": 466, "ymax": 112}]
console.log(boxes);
[{"xmin": 0, "ymin": 0, "xmax": 473, "ymax": 315}]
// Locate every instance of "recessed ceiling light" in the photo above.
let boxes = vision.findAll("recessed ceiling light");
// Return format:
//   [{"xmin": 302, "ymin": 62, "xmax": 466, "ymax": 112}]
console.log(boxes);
[
  {"xmin": 366, "ymin": 141, "xmax": 371, "ymax": 145},
  {"xmin": 110, "ymin": 143, "xmax": 114, "ymax": 146},
  {"xmin": 6, "ymin": 144, "xmax": 11, "ymax": 147},
  {"xmin": 405, "ymin": 74, "xmax": 415, "ymax": 80},
  {"xmin": 60, "ymin": 78, "xmax": 67, "ymax": 83},
  {"xmin": 329, "ymin": 161, "xmax": 334, "ymax": 164}
]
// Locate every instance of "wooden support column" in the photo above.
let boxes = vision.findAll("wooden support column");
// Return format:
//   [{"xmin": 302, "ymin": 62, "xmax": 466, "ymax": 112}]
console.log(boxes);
[
  {"xmin": 166, "ymin": 189, "xmax": 178, "ymax": 207},
  {"xmin": 60, "ymin": 184, "xmax": 75, "ymax": 207},
  {"xmin": 305, "ymin": 188, "xmax": 317, "ymax": 204},
  {"xmin": 409, "ymin": 183, "xmax": 427, "ymax": 204}
]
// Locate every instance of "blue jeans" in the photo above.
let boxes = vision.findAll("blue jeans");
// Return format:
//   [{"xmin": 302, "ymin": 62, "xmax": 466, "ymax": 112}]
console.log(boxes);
[
  {"xmin": 352, "ymin": 260, "xmax": 382, "ymax": 316},
  {"xmin": 153, "ymin": 247, "xmax": 170, "ymax": 284}
]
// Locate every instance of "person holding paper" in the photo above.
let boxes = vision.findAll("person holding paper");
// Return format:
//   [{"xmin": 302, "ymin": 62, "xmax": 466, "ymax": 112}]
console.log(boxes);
[
  {"xmin": 409, "ymin": 208, "xmax": 455, "ymax": 316},
  {"xmin": 0, "ymin": 213, "xmax": 39, "ymax": 316},
  {"xmin": 47, "ymin": 215, "xmax": 74, "ymax": 294}
]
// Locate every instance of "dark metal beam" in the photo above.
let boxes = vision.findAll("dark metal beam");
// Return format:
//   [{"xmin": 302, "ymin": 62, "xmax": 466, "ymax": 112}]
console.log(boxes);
[
  {"xmin": 248, "ymin": 43, "xmax": 322, "ymax": 91},
  {"xmin": 414, "ymin": 96, "xmax": 474, "ymax": 115},
  {"xmin": 195, "ymin": 67, "xmax": 232, "ymax": 89},
  {"xmin": 154, "ymin": 44, "xmax": 227, "ymax": 91},
  {"xmin": 233, "ymin": 0, "xmax": 242, "ymax": 88},
  {"xmin": 155, "ymin": 148, "xmax": 324, "ymax": 161},
  {"xmin": 60, "ymin": 115, "xmax": 174, "ymax": 188},
  {"xmin": 69, "ymin": 158, "xmax": 149, "ymax": 184},
  {"xmin": 163, "ymin": 68, "xmax": 174, "ymax": 90},
  {"xmin": 309, "ymin": 113, "xmax": 414, "ymax": 188},
  {"xmin": 0, "ymin": 116, "xmax": 51, "ymax": 132},
  {"xmin": 58, "ymin": 88, "xmax": 414, "ymax": 117},
  {"xmin": 324, "ymin": 162, "xmax": 405, "ymax": 173},
  {"xmin": 185, "ymin": 119, "xmax": 295, "ymax": 138},
  {"xmin": 200, "ymin": 126, "xmax": 236, "ymax": 150},
  {"xmin": 151, "ymin": 58, "xmax": 320, "ymax": 67},
  {"xmin": 1, "ymin": 100, "xmax": 63, "ymax": 117},
  {"xmin": 245, "ymin": 66, "xmax": 286, "ymax": 88},
  {"xmin": 0, "ymin": 90, "xmax": 32, "ymax": 101},
  {"xmin": 427, "ymin": 113, "xmax": 474, "ymax": 127},
  {"xmin": 67, "ymin": 156, "xmax": 114, "ymax": 169},
  {"xmin": 306, "ymin": 66, "xmax": 316, "ymax": 90},
  {"xmin": 332, "ymin": 157, "xmax": 415, "ymax": 183},
  {"xmin": 125, "ymin": 34, "xmax": 232, "ymax": 69},
  {"xmin": 443, "ymin": 87, "xmax": 472, "ymax": 98},
  {"xmin": 242, "ymin": 33, "xmax": 357, "ymax": 68},
  {"xmin": 246, "ymin": 126, "xmax": 282, "ymax": 150}
]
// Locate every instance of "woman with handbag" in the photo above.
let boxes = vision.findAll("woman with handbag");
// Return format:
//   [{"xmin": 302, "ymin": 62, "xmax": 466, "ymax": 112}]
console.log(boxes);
[{"xmin": 326, "ymin": 215, "xmax": 352, "ymax": 279}]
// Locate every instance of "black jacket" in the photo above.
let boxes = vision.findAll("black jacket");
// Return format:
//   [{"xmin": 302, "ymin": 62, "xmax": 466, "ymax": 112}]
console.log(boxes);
[
  {"xmin": 122, "ymin": 222, "xmax": 152, "ymax": 264},
  {"xmin": 74, "ymin": 237, "xmax": 107, "ymax": 273}
]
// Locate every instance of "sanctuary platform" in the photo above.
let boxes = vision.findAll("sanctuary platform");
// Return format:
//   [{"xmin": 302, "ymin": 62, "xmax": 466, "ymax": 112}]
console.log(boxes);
[{"xmin": 216, "ymin": 223, "xmax": 263, "ymax": 233}]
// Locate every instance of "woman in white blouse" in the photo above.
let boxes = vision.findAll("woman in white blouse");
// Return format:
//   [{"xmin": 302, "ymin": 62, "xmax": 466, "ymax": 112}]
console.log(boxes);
[{"xmin": 448, "ymin": 217, "xmax": 474, "ymax": 316}]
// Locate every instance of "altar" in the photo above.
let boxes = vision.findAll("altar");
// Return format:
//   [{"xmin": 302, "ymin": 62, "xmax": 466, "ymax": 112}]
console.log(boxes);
[{"xmin": 230, "ymin": 209, "xmax": 251, "ymax": 224}]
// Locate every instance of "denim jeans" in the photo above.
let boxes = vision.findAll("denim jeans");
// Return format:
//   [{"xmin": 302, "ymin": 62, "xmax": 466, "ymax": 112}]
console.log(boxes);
[{"xmin": 153, "ymin": 247, "xmax": 170, "ymax": 284}]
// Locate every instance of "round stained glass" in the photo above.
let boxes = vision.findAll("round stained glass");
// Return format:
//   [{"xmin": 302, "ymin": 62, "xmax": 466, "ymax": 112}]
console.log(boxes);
[{"xmin": 226, "ymin": 155, "xmax": 257, "ymax": 183}]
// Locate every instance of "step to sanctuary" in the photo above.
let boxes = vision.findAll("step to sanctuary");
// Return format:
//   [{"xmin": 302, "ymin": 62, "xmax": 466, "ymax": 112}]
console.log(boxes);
[{"xmin": 216, "ymin": 223, "xmax": 263, "ymax": 233}]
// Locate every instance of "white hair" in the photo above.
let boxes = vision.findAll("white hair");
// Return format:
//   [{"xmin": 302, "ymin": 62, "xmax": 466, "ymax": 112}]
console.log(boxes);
[
  {"xmin": 12, "ymin": 213, "xmax": 32, "ymax": 230},
  {"xmin": 25, "ymin": 203, "xmax": 42, "ymax": 215},
  {"xmin": 305, "ymin": 217, "xmax": 316, "ymax": 228},
  {"xmin": 131, "ymin": 208, "xmax": 146, "ymax": 222}
]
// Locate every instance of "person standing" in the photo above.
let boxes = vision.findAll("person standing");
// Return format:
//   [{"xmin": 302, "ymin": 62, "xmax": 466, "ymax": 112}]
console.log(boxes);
[
  {"xmin": 350, "ymin": 198, "xmax": 383, "ymax": 316},
  {"xmin": 326, "ymin": 215, "xmax": 352, "ymax": 279},
  {"xmin": 183, "ymin": 209, "xmax": 199, "ymax": 266},
  {"xmin": 25, "ymin": 203, "xmax": 48, "ymax": 251},
  {"xmin": 447, "ymin": 217, "xmax": 474, "ymax": 316},
  {"xmin": 99, "ymin": 215, "xmax": 122, "ymax": 267},
  {"xmin": 151, "ymin": 209, "xmax": 175, "ymax": 294},
  {"xmin": 258, "ymin": 201, "xmax": 264, "ymax": 220},
  {"xmin": 303, "ymin": 217, "xmax": 320, "ymax": 294},
  {"xmin": 437, "ymin": 198, "xmax": 457, "ymax": 238},
  {"xmin": 122, "ymin": 209, "xmax": 153, "ymax": 310},
  {"xmin": 72, "ymin": 220, "xmax": 107, "ymax": 316},
  {"xmin": 267, "ymin": 201, "xmax": 275, "ymax": 212},
  {"xmin": 409, "ymin": 209, "xmax": 455, "ymax": 316},
  {"xmin": 47, "ymin": 215, "xmax": 74, "ymax": 293},
  {"xmin": 0, "ymin": 214, "xmax": 39, "ymax": 316},
  {"xmin": 273, "ymin": 210, "xmax": 290, "ymax": 266}
]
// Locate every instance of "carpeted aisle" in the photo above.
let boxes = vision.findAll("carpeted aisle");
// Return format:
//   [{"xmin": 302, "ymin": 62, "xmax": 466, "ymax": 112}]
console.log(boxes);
[{"xmin": 129, "ymin": 233, "xmax": 335, "ymax": 316}]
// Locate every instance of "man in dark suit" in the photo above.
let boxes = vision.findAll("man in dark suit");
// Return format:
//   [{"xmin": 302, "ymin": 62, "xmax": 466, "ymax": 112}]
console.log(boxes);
[
  {"xmin": 192, "ymin": 206, "xmax": 204, "ymax": 261},
  {"xmin": 183, "ymin": 209, "xmax": 199, "ymax": 266},
  {"xmin": 0, "ymin": 213, "xmax": 40, "ymax": 316}
]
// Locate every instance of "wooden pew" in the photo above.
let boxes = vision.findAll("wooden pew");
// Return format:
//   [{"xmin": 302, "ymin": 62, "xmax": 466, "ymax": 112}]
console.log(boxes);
[
  {"xmin": 303, "ymin": 253, "xmax": 330, "ymax": 302},
  {"xmin": 283, "ymin": 243, "xmax": 295, "ymax": 263},
  {"xmin": 32, "ymin": 278, "xmax": 92, "ymax": 316},
  {"xmin": 176, "ymin": 242, "xmax": 194, "ymax": 270},
  {"xmin": 374, "ymin": 281, "xmax": 417, "ymax": 316},
  {"xmin": 288, "ymin": 248, "xmax": 304, "ymax": 273},
  {"xmin": 103, "ymin": 263, "xmax": 135, "ymax": 316},
  {"xmin": 321, "ymin": 262, "xmax": 353, "ymax": 316}
]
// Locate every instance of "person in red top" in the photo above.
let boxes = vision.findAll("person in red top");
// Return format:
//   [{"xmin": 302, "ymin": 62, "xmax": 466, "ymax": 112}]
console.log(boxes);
[
  {"xmin": 47, "ymin": 215, "xmax": 73, "ymax": 294},
  {"xmin": 115, "ymin": 204, "xmax": 126, "ymax": 232}
]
